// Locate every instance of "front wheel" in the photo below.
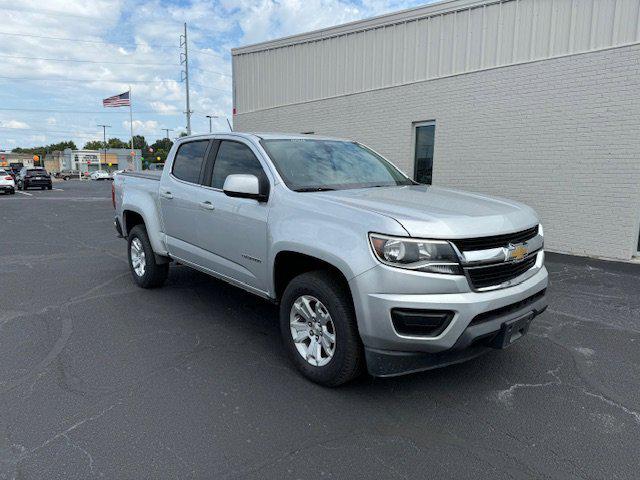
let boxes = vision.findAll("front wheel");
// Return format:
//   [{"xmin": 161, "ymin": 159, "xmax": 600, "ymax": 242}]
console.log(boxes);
[
  {"xmin": 280, "ymin": 271, "xmax": 364, "ymax": 387},
  {"xmin": 127, "ymin": 225, "xmax": 169, "ymax": 288}
]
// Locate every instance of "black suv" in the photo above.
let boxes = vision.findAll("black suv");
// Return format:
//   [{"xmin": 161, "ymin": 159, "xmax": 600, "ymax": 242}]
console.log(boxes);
[{"xmin": 17, "ymin": 167, "xmax": 52, "ymax": 191}]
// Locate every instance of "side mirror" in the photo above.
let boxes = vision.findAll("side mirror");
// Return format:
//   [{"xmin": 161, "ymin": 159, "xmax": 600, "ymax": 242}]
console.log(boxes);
[{"xmin": 223, "ymin": 174, "xmax": 268, "ymax": 202}]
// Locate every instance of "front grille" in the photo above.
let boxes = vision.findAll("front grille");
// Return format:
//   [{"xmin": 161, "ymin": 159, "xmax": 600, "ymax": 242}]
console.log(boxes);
[
  {"xmin": 466, "ymin": 255, "xmax": 537, "ymax": 289},
  {"xmin": 452, "ymin": 225, "xmax": 538, "ymax": 251},
  {"xmin": 469, "ymin": 289, "xmax": 546, "ymax": 326}
]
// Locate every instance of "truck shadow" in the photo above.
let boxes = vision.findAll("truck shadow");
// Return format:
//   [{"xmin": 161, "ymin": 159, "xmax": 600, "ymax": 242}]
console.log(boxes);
[{"xmin": 165, "ymin": 264, "xmax": 554, "ymax": 396}]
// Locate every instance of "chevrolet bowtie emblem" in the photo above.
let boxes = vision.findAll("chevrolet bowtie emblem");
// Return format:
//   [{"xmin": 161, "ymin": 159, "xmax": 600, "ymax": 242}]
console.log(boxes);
[{"xmin": 506, "ymin": 243, "xmax": 528, "ymax": 262}]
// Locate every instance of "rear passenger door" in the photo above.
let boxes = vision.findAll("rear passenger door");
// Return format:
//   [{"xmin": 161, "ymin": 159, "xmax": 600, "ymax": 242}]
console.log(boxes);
[
  {"xmin": 196, "ymin": 139, "xmax": 272, "ymax": 294},
  {"xmin": 160, "ymin": 139, "xmax": 211, "ymax": 264}
]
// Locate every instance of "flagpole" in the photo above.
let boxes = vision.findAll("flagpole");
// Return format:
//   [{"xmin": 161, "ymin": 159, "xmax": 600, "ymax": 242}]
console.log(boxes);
[{"xmin": 129, "ymin": 86, "xmax": 134, "ymax": 169}]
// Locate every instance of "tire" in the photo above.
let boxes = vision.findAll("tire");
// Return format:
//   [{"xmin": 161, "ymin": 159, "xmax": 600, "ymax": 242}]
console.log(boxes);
[
  {"xmin": 18, "ymin": 182, "xmax": 23, "ymax": 190},
  {"xmin": 47, "ymin": 185, "xmax": 52, "ymax": 190},
  {"xmin": 9, "ymin": 189, "xmax": 15, "ymax": 195},
  {"xmin": 41, "ymin": 186, "xmax": 45, "ymax": 190},
  {"xmin": 280, "ymin": 270, "xmax": 364, "ymax": 387},
  {"xmin": 127, "ymin": 225, "xmax": 169, "ymax": 289}
]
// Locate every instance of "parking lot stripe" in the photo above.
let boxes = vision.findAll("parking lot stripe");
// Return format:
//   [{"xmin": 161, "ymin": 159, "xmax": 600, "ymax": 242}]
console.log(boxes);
[
  {"xmin": 53, "ymin": 188, "xmax": 64, "ymax": 191},
  {"xmin": 16, "ymin": 191, "xmax": 33, "ymax": 196}
]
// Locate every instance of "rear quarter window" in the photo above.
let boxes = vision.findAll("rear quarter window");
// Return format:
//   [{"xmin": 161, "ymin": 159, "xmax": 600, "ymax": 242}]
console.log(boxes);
[{"xmin": 172, "ymin": 141, "xmax": 209, "ymax": 184}]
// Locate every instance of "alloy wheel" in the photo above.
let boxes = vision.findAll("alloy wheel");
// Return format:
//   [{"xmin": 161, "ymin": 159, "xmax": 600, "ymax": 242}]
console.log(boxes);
[{"xmin": 289, "ymin": 295, "xmax": 336, "ymax": 367}]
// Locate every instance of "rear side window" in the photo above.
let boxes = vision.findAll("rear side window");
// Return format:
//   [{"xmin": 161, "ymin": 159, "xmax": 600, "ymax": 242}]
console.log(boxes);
[
  {"xmin": 210, "ymin": 141, "xmax": 267, "ymax": 189},
  {"xmin": 172, "ymin": 140, "xmax": 209, "ymax": 183}
]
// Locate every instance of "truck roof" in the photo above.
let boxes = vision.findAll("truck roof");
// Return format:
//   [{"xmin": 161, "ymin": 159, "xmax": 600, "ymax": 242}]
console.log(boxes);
[{"xmin": 175, "ymin": 132, "xmax": 349, "ymax": 143}]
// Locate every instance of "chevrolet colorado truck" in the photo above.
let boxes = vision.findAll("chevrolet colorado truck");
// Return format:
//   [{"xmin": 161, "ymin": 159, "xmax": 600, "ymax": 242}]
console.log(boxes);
[{"xmin": 113, "ymin": 133, "xmax": 548, "ymax": 386}]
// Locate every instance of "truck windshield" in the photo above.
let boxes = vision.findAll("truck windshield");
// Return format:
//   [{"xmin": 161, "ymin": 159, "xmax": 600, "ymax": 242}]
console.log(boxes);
[{"xmin": 261, "ymin": 139, "xmax": 413, "ymax": 191}]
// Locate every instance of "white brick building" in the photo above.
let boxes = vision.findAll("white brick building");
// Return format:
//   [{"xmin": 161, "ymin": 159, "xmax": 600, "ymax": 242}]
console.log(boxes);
[{"xmin": 231, "ymin": 0, "xmax": 640, "ymax": 261}]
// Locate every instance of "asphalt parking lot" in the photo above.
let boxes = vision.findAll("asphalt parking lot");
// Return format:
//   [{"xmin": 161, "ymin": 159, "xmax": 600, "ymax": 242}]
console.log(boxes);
[{"xmin": 0, "ymin": 180, "xmax": 638, "ymax": 479}]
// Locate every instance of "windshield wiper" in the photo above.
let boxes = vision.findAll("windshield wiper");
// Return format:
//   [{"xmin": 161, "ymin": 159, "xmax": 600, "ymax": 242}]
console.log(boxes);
[{"xmin": 294, "ymin": 187, "xmax": 336, "ymax": 192}]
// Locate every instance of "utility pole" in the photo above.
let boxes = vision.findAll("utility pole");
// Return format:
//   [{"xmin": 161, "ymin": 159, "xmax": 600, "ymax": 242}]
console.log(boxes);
[
  {"xmin": 97, "ymin": 124, "xmax": 111, "ymax": 173},
  {"xmin": 162, "ymin": 128, "xmax": 173, "ymax": 139},
  {"xmin": 180, "ymin": 23, "xmax": 192, "ymax": 136},
  {"xmin": 206, "ymin": 115, "xmax": 218, "ymax": 133}
]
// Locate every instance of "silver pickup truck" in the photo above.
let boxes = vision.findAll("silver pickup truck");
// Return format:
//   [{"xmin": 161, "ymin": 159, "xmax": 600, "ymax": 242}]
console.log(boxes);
[{"xmin": 113, "ymin": 133, "xmax": 548, "ymax": 386}]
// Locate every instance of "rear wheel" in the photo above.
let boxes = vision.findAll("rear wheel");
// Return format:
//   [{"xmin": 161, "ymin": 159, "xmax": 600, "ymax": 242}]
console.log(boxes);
[
  {"xmin": 41, "ymin": 186, "xmax": 45, "ymax": 190},
  {"xmin": 47, "ymin": 185, "xmax": 52, "ymax": 190},
  {"xmin": 280, "ymin": 271, "xmax": 364, "ymax": 387},
  {"xmin": 127, "ymin": 225, "xmax": 169, "ymax": 288}
]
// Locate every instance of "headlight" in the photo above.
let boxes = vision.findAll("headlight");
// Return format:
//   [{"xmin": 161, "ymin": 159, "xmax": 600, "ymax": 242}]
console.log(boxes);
[{"xmin": 369, "ymin": 233, "xmax": 462, "ymax": 274}]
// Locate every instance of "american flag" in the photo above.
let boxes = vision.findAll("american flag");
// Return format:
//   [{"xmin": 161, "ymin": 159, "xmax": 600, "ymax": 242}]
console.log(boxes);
[{"xmin": 103, "ymin": 91, "xmax": 130, "ymax": 107}]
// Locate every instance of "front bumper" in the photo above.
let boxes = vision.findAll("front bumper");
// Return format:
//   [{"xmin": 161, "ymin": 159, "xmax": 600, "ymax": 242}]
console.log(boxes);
[{"xmin": 349, "ymin": 253, "xmax": 548, "ymax": 376}]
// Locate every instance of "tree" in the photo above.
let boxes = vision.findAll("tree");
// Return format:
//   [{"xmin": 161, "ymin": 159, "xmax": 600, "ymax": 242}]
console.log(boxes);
[
  {"xmin": 13, "ymin": 140, "xmax": 77, "ymax": 154},
  {"xmin": 147, "ymin": 137, "xmax": 173, "ymax": 164},
  {"xmin": 107, "ymin": 138, "xmax": 128, "ymax": 149},
  {"xmin": 132, "ymin": 135, "xmax": 148, "ymax": 151},
  {"xmin": 83, "ymin": 140, "xmax": 104, "ymax": 150}
]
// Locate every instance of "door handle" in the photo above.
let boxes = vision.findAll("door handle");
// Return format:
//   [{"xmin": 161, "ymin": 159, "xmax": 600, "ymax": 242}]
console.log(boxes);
[
  {"xmin": 161, "ymin": 191, "xmax": 173, "ymax": 199},
  {"xmin": 199, "ymin": 201, "xmax": 215, "ymax": 211}
]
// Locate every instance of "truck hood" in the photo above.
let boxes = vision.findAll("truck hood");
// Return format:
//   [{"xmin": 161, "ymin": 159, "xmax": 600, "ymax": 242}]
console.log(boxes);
[{"xmin": 315, "ymin": 185, "xmax": 538, "ymax": 238}]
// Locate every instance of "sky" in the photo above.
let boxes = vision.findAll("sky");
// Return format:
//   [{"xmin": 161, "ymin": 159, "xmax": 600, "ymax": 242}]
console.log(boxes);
[{"xmin": 0, "ymin": 0, "xmax": 434, "ymax": 150}]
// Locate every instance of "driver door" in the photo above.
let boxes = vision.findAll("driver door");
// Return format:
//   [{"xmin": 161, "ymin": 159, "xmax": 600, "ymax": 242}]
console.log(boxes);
[{"xmin": 195, "ymin": 139, "xmax": 272, "ymax": 293}]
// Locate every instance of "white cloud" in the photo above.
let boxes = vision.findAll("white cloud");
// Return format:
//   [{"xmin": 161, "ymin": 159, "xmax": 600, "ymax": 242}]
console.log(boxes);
[
  {"xmin": 124, "ymin": 119, "xmax": 159, "ymax": 134},
  {"xmin": 150, "ymin": 101, "xmax": 179, "ymax": 113},
  {"xmin": 0, "ymin": 120, "xmax": 30, "ymax": 129},
  {"xmin": 46, "ymin": 117, "xmax": 57, "ymax": 125}
]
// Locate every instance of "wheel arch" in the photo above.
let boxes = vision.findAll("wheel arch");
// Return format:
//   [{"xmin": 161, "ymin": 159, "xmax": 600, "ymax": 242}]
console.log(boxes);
[
  {"xmin": 121, "ymin": 205, "xmax": 168, "ymax": 257},
  {"xmin": 272, "ymin": 249, "xmax": 355, "ymax": 303}
]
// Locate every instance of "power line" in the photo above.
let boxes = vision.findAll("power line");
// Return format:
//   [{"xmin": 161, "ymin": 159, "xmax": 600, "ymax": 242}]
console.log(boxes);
[
  {"xmin": 0, "ymin": 107, "xmax": 179, "ymax": 115},
  {"xmin": 0, "ymin": 53, "xmax": 178, "ymax": 67},
  {"xmin": 189, "ymin": 82, "xmax": 231, "ymax": 93},
  {"xmin": 0, "ymin": 5, "xmax": 110, "ymax": 20},
  {"xmin": 0, "ymin": 31, "xmax": 229, "ymax": 59},
  {"xmin": 0, "ymin": 125, "xmax": 166, "ymax": 139},
  {"xmin": 0, "ymin": 75, "xmax": 173, "ymax": 84},
  {"xmin": 1, "ymin": 54, "xmax": 231, "ymax": 77},
  {"xmin": 0, "ymin": 31, "xmax": 178, "ymax": 48},
  {"xmin": 0, "ymin": 75, "xmax": 231, "ymax": 93},
  {"xmin": 191, "ymin": 49, "xmax": 228, "ymax": 60},
  {"xmin": 190, "ymin": 65, "xmax": 231, "ymax": 77}
]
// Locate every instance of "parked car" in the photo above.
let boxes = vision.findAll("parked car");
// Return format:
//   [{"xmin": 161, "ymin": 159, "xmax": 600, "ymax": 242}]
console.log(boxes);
[
  {"xmin": 17, "ymin": 167, "xmax": 52, "ymax": 190},
  {"xmin": 113, "ymin": 133, "xmax": 548, "ymax": 386},
  {"xmin": 90, "ymin": 170, "xmax": 112, "ymax": 181},
  {"xmin": 0, "ymin": 169, "xmax": 15, "ymax": 194},
  {"xmin": 55, "ymin": 170, "xmax": 80, "ymax": 180}
]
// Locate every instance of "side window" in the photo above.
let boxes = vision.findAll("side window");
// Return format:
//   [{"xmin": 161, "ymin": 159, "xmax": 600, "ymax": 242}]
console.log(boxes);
[
  {"xmin": 210, "ymin": 141, "xmax": 268, "ymax": 190},
  {"xmin": 172, "ymin": 140, "xmax": 209, "ymax": 183}
]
